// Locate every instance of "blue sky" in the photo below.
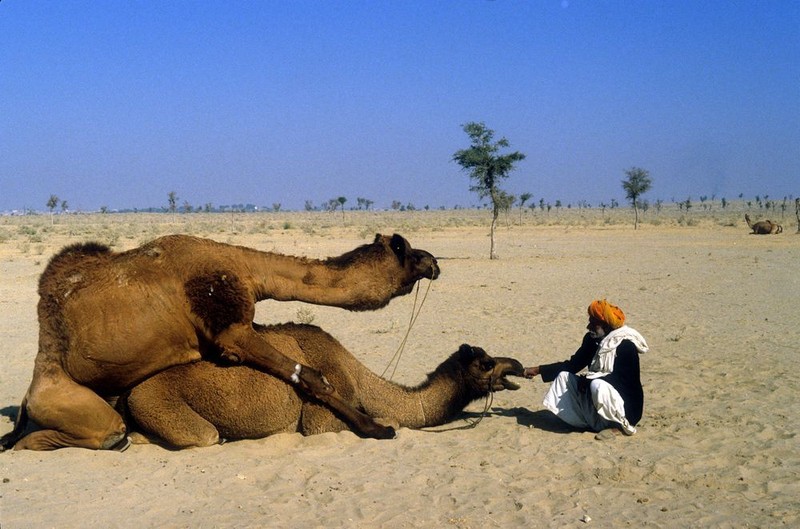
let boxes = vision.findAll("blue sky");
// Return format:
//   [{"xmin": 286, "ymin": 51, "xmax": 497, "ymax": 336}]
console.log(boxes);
[{"xmin": 1, "ymin": 1, "xmax": 798, "ymax": 212}]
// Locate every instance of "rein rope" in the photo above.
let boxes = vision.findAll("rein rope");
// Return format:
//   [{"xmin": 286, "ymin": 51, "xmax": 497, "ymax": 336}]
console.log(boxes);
[
  {"xmin": 380, "ymin": 278, "xmax": 432, "ymax": 380},
  {"xmin": 420, "ymin": 377, "xmax": 496, "ymax": 433},
  {"xmin": 377, "ymin": 279, "xmax": 497, "ymax": 433}
]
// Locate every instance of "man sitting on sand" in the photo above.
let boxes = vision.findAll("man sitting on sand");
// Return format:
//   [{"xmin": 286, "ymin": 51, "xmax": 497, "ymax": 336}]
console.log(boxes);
[{"xmin": 524, "ymin": 299, "xmax": 649, "ymax": 440}]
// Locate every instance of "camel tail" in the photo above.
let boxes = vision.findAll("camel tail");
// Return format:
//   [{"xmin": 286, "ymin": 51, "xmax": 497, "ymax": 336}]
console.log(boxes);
[{"xmin": 0, "ymin": 395, "xmax": 29, "ymax": 452}]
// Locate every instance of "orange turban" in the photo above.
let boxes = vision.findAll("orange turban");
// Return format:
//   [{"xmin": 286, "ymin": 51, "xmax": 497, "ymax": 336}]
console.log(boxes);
[{"xmin": 588, "ymin": 299, "xmax": 625, "ymax": 330}]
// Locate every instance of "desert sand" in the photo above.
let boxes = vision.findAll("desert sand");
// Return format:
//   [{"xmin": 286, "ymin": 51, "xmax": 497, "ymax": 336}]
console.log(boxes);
[{"xmin": 0, "ymin": 208, "xmax": 798, "ymax": 528}]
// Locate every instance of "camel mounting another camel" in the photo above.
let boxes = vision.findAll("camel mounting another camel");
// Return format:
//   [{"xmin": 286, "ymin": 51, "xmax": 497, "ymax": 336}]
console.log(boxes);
[
  {"xmin": 745, "ymin": 214, "xmax": 783, "ymax": 235},
  {"xmin": 120, "ymin": 323, "xmax": 525, "ymax": 448},
  {"xmin": 1, "ymin": 233, "xmax": 439, "ymax": 451}
]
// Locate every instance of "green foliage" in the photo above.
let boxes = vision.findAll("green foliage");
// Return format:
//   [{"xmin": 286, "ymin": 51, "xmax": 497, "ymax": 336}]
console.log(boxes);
[
  {"xmin": 452, "ymin": 122, "xmax": 526, "ymax": 201},
  {"xmin": 453, "ymin": 122, "xmax": 525, "ymax": 258}
]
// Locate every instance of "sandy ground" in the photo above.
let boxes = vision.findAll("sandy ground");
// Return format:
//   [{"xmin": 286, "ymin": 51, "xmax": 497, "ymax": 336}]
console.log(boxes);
[{"xmin": 0, "ymin": 212, "xmax": 798, "ymax": 528}]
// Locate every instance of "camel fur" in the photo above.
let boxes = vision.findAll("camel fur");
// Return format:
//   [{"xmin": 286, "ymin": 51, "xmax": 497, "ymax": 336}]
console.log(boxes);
[
  {"xmin": 120, "ymin": 323, "xmax": 525, "ymax": 448},
  {"xmin": 745, "ymin": 214, "xmax": 783, "ymax": 234},
  {"xmin": 1, "ymin": 233, "xmax": 439, "ymax": 451}
]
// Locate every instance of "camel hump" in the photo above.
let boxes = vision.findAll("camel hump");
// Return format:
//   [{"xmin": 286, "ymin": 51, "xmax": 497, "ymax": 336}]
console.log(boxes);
[
  {"xmin": 39, "ymin": 241, "xmax": 113, "ymax": 287},
  {"xmin": 52, "ymin": 241, "xmax": 111, "ymax": 261}
]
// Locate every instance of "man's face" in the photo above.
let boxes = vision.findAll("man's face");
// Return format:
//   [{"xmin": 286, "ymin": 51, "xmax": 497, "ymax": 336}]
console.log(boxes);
[{"xmin": 587, "ymin": 317, "xmax": 607, "ymax": 339}]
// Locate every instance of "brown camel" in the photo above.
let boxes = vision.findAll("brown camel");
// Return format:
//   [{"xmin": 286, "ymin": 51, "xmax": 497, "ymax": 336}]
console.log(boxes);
[
  {"xmin": 1, "ymin": 233, "xmax": 439, "ymax": 451},
  {"xmin": 795, "ymin": 198, "xmax": 799, "ymax": 233},
  {"xmin": 120, "ymin": 323, "xmax": 525, "ymax": 448},
  {"xmin": 745, "ymin": 214, "xmax": 783, "ymax": 234}
]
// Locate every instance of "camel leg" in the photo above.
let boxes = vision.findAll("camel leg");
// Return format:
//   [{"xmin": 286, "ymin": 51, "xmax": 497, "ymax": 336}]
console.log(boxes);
[
  {"xmin": 126, "ymin": 383, "xmax": 220, "ymax": 448},
  {"xmin": 215, "ymin": 323, "xmax": 395, "ymax": 439},
  {"xmin": 14, "ymin": 372, "xmax": 127, "ymax": 451}
]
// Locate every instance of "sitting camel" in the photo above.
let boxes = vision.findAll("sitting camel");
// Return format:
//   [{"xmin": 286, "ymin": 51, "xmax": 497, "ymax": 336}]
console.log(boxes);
[
  {"xmin": 1, "ymin": 234, "xmax": 439, "ymax": 451},
  {"xmin": 120, "ymin": 323, "xmax": 525, "ymax": 448},
  {"xmin": 745, "ymin": 214, "xmax": 783, "ymax": 234}
]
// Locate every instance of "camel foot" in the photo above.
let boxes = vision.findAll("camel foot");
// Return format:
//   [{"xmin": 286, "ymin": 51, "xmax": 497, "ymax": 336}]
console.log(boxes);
[
  {"xmin": 374, "ymin": 417, "xmax": 400, "ymax": 431},
  {"xmin": 108, "ymin": 435, "xmax": 131, "ymax": 452},
  {"xmin": 99, "ymin": 430, "xmax": 130, "ymax": 451},
  {"xmin": 363, "ymin": 423, "xmax": 396, "ymax": 440},
  {"xmin": 0, "ymin": 433, "xmax": 18, "ymax": 452}
]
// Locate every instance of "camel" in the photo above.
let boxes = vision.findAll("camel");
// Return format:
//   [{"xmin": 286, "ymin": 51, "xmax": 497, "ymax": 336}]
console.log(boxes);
[
  {"xmin": 1, "ymin": 233, "xmax": 439, "ymax": 451},
  {"xmin": 795, "ymin": 198, "xmax": 800, "ymax": 234},
  {"xmin": 119, "ymin": 323, "xmax": 525, "ymax": 448},
  {"xmin": 745, "ymin": 214, "xmax": 783, "ymax": 234}
]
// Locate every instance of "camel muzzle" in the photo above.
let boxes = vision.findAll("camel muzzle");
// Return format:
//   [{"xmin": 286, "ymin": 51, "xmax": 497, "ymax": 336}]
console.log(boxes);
[
  {"xmin": 492, "ymin": 357, "xmax": 525, "ymax": 391},
  {"xmin": 428, "ymin": 260, "xmax": 440, "ymax": 280}
]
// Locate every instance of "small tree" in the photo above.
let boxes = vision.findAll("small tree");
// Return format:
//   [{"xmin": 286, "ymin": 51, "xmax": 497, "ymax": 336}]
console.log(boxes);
[
  {"xmin": 168, "ymin": 191, "xmax": 178, "ymax": 222},
  {"xmin": 337, "ymin": 196, "xmax": 347, "ymax": 222},
  {"xmin": 452, "ymin": 122, "xmax": 525, "ymax": 259},
  {"xmin": 621, "ymin": 167, "xmax": 652, "ymax": 229},
  {"xmin": 518, "ymin": 192, "xmax": 532, "ymax": 224},
  {"xmin": 496, "ymin": 191, "xmax": 515, "ymax": 227},
  {"xmin": 46, "ymin": 194, "xmax": 59, "ymax": 225}
]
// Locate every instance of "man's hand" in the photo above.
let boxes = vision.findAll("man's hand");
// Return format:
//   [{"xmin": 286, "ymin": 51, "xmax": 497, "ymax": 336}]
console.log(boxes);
[{"xmin": 523, "ymin": 366, "xmax": 540, "ymax": 379}]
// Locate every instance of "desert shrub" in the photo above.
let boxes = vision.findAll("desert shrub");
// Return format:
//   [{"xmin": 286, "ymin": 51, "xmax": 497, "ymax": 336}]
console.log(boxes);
[{"xmin": 18, "ymin": 225, "xmax": 37, "ymax": 237}]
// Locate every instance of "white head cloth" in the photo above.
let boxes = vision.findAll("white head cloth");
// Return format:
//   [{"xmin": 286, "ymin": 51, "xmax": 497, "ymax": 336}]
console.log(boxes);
[{"xmin": 585, "ymin": 325, "xmax": 649, "ymax": 379}]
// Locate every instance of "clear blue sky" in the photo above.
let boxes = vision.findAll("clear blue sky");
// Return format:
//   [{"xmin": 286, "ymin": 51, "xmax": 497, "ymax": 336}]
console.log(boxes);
[{"xmin": 1, "ymin": 1, "xmax": 798, "ymax": 212}]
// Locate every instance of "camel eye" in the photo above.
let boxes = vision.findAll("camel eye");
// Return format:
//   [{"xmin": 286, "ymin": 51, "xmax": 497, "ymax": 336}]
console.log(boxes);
[{"xmin": 480, "ymin": 359, "xmax": 495, "ymax": 371}]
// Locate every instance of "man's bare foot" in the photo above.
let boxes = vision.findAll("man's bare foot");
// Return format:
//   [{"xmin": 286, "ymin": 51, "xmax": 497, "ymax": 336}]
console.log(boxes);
[{"xmin": 594, "ymin": 428, "xmax": 623, "ymax": 441}]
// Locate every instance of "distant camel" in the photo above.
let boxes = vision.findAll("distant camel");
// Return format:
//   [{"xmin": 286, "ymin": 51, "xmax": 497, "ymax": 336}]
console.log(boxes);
[
  {"xmin": 1, "ymin": 234, "xmax": 439, "ymax": 451},
  {"xmin": 121, "ymin": 323, "xmax": 525, "ymax": 448},
  {"xmin": 795, "ymin": 198, "xmax": 800, "ymax": 233},
  {"xmin": 745, "ymin": 214, "xmax": 783, "ymax": 234}
]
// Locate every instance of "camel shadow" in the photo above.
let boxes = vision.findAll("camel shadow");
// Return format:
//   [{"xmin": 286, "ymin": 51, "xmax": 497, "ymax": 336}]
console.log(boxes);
[{"xmin": 1, "ymin": 406, "xmax": 19, "ymax": 421}]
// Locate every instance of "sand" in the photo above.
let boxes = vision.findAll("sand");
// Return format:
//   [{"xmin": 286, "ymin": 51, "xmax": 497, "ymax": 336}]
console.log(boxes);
[{"xmin": 1, "ymin": 210, "xmax": 798, "ymax": 528}]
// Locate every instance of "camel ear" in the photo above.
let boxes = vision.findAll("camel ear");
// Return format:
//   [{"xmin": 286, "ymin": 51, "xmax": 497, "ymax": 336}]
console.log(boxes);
[
  {"xmin": 457, "ymin": 344, "xmax": 477, "ymax": 360},
  {"xmin": 389, "ymin": 234, "xmax": 407, "ymax": 263}
]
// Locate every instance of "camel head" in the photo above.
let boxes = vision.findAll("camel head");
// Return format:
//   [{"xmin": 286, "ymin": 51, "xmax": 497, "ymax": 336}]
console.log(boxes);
[
  {"xmin": 382, "ymin": 232, "xmax": 440, "ymax": 282},
  {"xmin": 323, "ymin": 234, "xmax": 440, "ymax": 310},
  {"xmin": 449, "ymin": 344, "xmax": 525, "ymax": 395}
]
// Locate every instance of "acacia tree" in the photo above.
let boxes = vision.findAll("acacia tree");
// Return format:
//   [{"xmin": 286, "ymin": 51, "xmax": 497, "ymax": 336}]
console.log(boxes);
[
  {"xmin": 621, "ymin": 167, "xmax": 653, "ymax": 230},
  {"xmin": 167, "ymin": 191, "xmax": 178, "ymax": 222},
  {"xmin": 337, "ymin": 196, "xmax": 347, "ymax": 222},
  {"xmin": 453, "ymin": 122, "xmax": 525, "ymax": 259},
  {"xmin": 46, "ymin": 194, "xmax": 59, "ymax": 225},
  {"xmin": 497, "ymin": 190, "xmax": 515, "ymax": 227},
  {"xmin": 518, "ymin": 192, "xmax": 532, "ymax": 224}
]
